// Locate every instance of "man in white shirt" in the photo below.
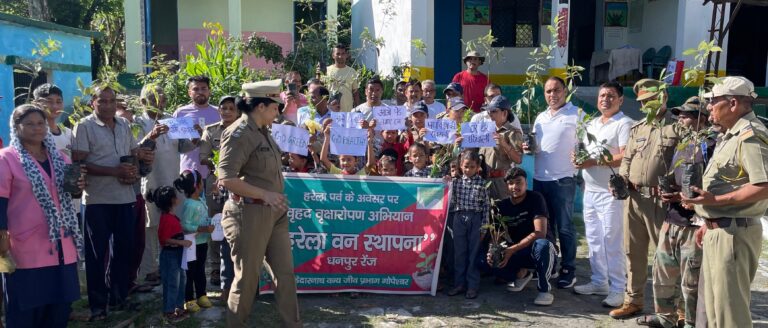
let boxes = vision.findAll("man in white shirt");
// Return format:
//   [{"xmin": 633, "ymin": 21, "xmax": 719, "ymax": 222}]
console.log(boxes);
[
  {"xmin": 527, "ymin": 76, "xmax": 583, "ymax": 289},
  {"xmin": 421, "ymin": 80, "xmax": 445, "ymax": 119},
  {"xmin": 571, "ymin": 81, "xmax": 634, "ymax": 307}
]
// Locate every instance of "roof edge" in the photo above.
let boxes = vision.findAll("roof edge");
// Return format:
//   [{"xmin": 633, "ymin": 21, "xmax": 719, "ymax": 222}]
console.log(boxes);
[{"xmin": 0, "ymin": 12, "xmax": 102, "ymax": 39}]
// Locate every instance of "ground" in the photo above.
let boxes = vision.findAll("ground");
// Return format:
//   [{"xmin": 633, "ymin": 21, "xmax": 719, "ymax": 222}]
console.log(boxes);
[{"xmin": 67, "ymin": 217, "xmax": 768, "ymax": 328}]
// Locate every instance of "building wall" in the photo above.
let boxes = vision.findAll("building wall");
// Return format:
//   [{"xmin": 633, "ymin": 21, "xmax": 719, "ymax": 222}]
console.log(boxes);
[
  {"xmin": 461, "ymin": 25, "xmax": 553, "ymax": 84},
  {"xmin": 0, "ymin": 19, "xmax": 92, "ymax": 145},
  {"xmin": 626, "ymin": 0, "xmax": 678, "ymax": 59},
  {"xmin": 176, "ymin": 0, "xmax": 293, "ymax": 69}
]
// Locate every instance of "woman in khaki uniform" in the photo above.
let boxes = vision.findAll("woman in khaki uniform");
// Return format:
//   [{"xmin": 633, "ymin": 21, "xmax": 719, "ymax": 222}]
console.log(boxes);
[
  {"xmin": 217, "ymin": 79, "xmax": 301, "ymax": 328},
  {"xmin": 478, "ymin": 95, "xmax": 523, "ymax": 200}
]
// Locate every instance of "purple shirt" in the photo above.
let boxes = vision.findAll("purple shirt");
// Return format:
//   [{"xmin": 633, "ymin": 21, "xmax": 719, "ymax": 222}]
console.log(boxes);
[{"xmin": 173, "ymin": 103, "xmax": 221, "ymax": 178}]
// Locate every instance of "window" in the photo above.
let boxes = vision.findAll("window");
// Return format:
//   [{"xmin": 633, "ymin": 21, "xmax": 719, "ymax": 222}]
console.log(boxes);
[
  {"xmin": 13, "ymin": 67, "xmax": 49, "ymax": 106},
  {"xmin": 491, "ymin": 0, "xmax": 540, "ymax": 48}
]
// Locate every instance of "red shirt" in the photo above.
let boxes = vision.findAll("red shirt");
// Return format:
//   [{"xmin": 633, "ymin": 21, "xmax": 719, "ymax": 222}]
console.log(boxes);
[
  {"xmin": 381, "ymin": 133, "xmax": 414, "ymax": 176},
  {"xmin": 158, "ymin": 213, "xmax": 183, "ymax": 246},
  {"xmin": 451, "ymin": 70, "xmax": 489, "ymax": 112}
]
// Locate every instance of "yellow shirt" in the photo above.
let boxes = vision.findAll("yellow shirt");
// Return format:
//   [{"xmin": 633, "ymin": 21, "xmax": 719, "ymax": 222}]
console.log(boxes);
[{"xmin": 326, "ymin": 65, "xmax": 359, "ymax": 112}]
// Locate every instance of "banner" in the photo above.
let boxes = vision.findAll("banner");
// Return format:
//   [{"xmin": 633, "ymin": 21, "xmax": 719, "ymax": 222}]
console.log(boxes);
[
  {"xmin": 424, "ymin": 119, "xmax": 457, "ymax": 145},
  {"xmin": 261, "ymin": 174, "xmax": 451, "ymax": 295},
  {"xmin": 373, "ymin": 106, "xmax": 408, "ymax": 131},
  {"xmin": 330, "ymin": 127, "xmax": 368, "ymax": 156},
  {"xmin": 159, "ymin": 117, "xmax": 200, "ymax": 139},
  {"xmin": 460, "ymin": 121, "xmax": 496, "ymax": 148},
  {"xmin": 271, "ymin": 124, "xmax": 311, "ymax": 156},
  {"xmin": 330, "ymin": 112, "xmax": 364, "ymax": 129}
]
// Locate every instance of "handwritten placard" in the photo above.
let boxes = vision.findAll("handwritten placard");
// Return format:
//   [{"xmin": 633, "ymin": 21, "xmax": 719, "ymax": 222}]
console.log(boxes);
[
  {"xmin": 158, "ymin": 118, "xmax": 200, "ymax": 139},
  {"xmin": 460, "ymin": 122, "xmax": 496, "ymax": 148},
  {"xmin": 330, "ymin": 127, "xmax": 368, "ymax": 156},
  {"xmin": 271, "ymin": 124, "xmax": 311, "ymax": 156},
  {"xmin": 330, "ymin": 112, "xmax": 364, "ymax": 129},
  {"xmin": 373, "ymin": 106, "xmax": 407, "ymax": 131},
  {"xmin": 424, "ymin": 119, "xmax": 457, "ymax": 144}
]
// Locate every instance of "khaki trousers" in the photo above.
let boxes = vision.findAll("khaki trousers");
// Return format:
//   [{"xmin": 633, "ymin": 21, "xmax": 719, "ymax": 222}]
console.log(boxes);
[
  {"xmin": 623, "ymin": 190, "xmax": 666, "ymax": 305},
  {"xmin": 221, "ymin": 200, "xmax": 301, "ymax": 328},
  {"xmin": 702, "ymin": 222, "xmax": 762, "ymax": 328}
]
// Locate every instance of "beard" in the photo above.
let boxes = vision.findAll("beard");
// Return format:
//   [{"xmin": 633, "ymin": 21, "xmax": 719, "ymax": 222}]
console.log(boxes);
[{"xmin": 194, "ymin": 95, "xmax": 209, "ymax": 105}]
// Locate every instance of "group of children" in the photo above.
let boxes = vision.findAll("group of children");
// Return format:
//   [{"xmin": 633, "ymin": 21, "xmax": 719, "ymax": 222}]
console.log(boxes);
[{"xmin": 145, "ymin": 169, "xmax": 213, "ymax": 321}]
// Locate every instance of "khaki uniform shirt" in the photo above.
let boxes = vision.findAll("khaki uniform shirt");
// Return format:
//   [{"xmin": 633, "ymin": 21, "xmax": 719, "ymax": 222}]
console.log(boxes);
[
  {"xmin": 619, "ymin": 115, "xmax": 684, "ymax": 186},
  {"xmin": 218, "ymin": 114, "xmax": 284, "ymax": 194},
  {"xmin": 479, "ymin": 122, "xmax": 523, "ymax": 171},
  {"xmin": 695, "ymin": 112, "xmax": 768, "ymax": 219},
  {"xmin": 72, "ymin": 114, "xmax": 137, "ymax": 205},
  {"xmin": 199, "ymin": 122, "xmax": 226, "ymax": 169}
]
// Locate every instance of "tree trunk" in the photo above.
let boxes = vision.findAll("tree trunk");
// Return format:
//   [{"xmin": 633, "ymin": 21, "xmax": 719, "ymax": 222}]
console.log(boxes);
[{"xmin": 28, "ymin": 0, "xmax": 50, "ymax": 21}]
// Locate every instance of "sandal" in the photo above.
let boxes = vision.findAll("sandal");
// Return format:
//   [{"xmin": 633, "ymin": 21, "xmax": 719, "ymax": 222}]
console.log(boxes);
[
  {"xmin": 636, "ymin": 315, "xmax": 665, "ymax": 328},
  {"xmin": 88, "ymin": 312, "xmax": 107, "ymax": 322}
]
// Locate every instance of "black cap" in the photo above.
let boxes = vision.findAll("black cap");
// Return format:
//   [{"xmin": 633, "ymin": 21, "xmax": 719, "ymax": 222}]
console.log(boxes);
[{"xmin": 443, "ymin": 82, "xmax": 463, "ymax": 95}]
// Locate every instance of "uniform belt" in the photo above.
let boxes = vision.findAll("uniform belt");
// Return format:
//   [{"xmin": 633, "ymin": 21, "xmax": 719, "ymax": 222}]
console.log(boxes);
[
  {"xmin": 627, "ymin": 182, "xmax": 659, "ymax": 198},
  {"xmin": 704, "ymin": 217, "xmax": 756, "ymax": 229},
  {"xmin": 488, "ymin": 169, "xmax": 506, "ymax": 178},
  {"xmin": 230, "ymin": 194, "xmax": 265, "ymax": 205}
]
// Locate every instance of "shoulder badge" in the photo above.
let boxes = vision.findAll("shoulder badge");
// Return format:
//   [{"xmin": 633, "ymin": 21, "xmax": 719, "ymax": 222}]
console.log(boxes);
[
  {"xmin": 232, "ymin": 120, "xmax": 247, "ymax": 138},
  {"xmin": 630, "ymin": 120, "xmax": 645, "ymax": 129},
  {"xmin": 739, "ymin": 125, "xmax": 754, "ymax": 141}
]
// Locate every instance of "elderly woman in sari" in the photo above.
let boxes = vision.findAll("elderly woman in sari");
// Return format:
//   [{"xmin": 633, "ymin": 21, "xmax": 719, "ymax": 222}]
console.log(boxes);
[{"xmin": 0, "ymin": 104, "xmax": 85, "ymax": 327}]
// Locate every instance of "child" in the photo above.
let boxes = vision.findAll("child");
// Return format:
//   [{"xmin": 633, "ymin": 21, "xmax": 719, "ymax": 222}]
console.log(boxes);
[
  {"xmin": 404, "ymin": 143, "xmax": 430, "ymax": 177},
  {"xmin": 447, "ymin": 150, "xmax": 490, "ymax": 299},
  {"xmin": 320, "ymin": 125, "xmax": 368, "ymax": 175},
  {"xmin": 175, "ymin": 170, "xmax": 214, "ymax": 312},
  {"xmin": 379, "ymin": 128, "xmax": 412, "ymax": 176},
  {"xmin": 147, "ymin": 186, "xmax": 192, "ymax": 323},
  {"xmin": 372, "ymin": 149, "xmax": 399, "ymax": 177}
]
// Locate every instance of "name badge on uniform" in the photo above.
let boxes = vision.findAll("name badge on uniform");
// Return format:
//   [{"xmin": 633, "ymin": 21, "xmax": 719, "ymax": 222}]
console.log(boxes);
[
  {"xmin": 259, "ymin": 146, "xmax": 271, "ymax": 152},
  {"xmin": 635, "ymin": 137, "xmax": 647, "ymax": 142}
]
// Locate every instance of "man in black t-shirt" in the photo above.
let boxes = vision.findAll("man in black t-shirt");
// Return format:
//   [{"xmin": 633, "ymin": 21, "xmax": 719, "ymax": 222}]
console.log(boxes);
[{"xmin": 481, "ymin": 168, "xmax": 557, "ymax": 306}]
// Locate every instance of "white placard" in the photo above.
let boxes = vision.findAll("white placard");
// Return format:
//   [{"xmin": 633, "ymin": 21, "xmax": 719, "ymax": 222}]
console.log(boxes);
[
  {"xmin": 373, "ymin": 106, "xmax": 408, "ymax": 131},
  {"xmin": 424, "ymin": 119, "xmax": 457, "ymax": 145},
  {"xmin": 460, "ymin": 122, "xmax": 496, "ymax": 148},
  {"xmin": 330, "ymin": 127, "xmax": 368, "ymax": 156},
  {"xmin": 159, "ymin": 118, "xmax": 200, "ymax": 139},
  {"xmin": 271, "ymin": 124, "xmax": 310, "ymax": 156},
  {"xmin": 182, "ymin": 233, "xmax": 197, "ymax": 269},
  {"xmin": 210, "ymin": 213, "xmax": 224, "ymax": 242},
  {"xmin": 330, "ymin": 112, "xmax": 364, "ymax": 129}
]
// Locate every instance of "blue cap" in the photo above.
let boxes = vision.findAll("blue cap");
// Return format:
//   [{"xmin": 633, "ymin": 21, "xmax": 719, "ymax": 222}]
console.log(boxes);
[
  {"xmin": 448, "ymin": 97, "xmax": 467, "ymax": 111},
  {"xmin": 482, "ymin": 95, "xmax": 511, "ymax": 111},
  {"xmin": 444, "ymin": 82, "xmax": 463, "ymax": 95},
  {"xmin": 411, "ymin": 100, "xmax": 429, "ymax": 117}
]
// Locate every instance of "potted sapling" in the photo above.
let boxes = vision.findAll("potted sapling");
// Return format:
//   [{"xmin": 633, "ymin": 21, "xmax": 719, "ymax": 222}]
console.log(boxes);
[{"xmin": 483, "ymin": 199, "xmax": 513, "ymax": 268}]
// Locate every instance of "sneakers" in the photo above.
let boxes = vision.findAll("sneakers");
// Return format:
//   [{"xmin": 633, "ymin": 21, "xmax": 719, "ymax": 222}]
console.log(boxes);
[
  {"xmin": 506, "ymin": 271, "xmax": 534, "ymax": 292},
  {"xmin": 556, "ymin": 269, "xmax": 577, "ymax": 289},
  {"xmin": 184, "ymin": 300, "xmax": 201, "ymax": 313},
  {"xmin": 609, "ymin": 302, "xmax": 643, "ymax": 319},
  {"xmin": 573, "ymin": 282, "xmax": 609, "ymax": 296},
  {"xmin": 534, "ymin": 292, "xmax": 554, "ymax": 306},
  {"xmin": 197, "ymin": 296, "xmax": 213, "ymax": 308},
  {"xmin": 602, "ymin": 292, "xmax": 624, "ymax": 308}
]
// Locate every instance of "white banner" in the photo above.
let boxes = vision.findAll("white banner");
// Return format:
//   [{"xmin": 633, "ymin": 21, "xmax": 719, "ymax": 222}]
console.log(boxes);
[
  {"xmin": 159, "ymin": 117, "xmax": 200, "ymax": 139},
  {"xmin": 330, "ymin": 127, "xmax": 368, "ymax": 156},
  {"xmin": 424, "ymin": 119, "xmax": 457, "ymax": 145},
  {"xmin": 330, "ymin": 112, "xmax": 364, "ymax": 129},
  {"xmin": 460, "ymin": 122, "xmax": 496, "ymax": 148},
  {"xmin": 373, "ymin": 106, "xmax": 408, "ymax": 131},
  {"xmin": 271, "ymin": 124, "xmax": 311, "ymax": 156}
]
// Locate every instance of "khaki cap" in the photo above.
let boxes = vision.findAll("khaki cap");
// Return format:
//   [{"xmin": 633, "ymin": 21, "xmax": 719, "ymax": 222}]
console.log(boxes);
[
  {"xmin": 633, "ymin": 78, "xmax": 663, "ymax": 102},
  {"xmin": 671, "ymin": 96, "xmax": 707, "ymax": 116},
  {"xmin": 242, "ymin": 79, "xmax": 283, "ymax": 103},
  {"xmin": 463, "ymin": 50, "xmax": 485, "ymax": 65},
  {"xmin": 701, "ymin": 76, "xmax": 758, "ymax": 99}
]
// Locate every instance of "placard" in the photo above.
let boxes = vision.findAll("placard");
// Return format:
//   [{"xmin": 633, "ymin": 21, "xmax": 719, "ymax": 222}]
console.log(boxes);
[
  {"xmin": 330, "ymin": 112, "xmax": 364, "ymax": 129},
  {"xmin": 330, "ymin": 127, "xmax": 368, "ymax": 156},
  {"xmin": 271, "ymin": 123, "xmax": 311, "ymax": 156},
  {"xmin": 373, "ymin": 106, "xmax": 408, "ymax": 131},
  {"xmin": 424, "ymin": 119, "xmax": 457, "ymax": 145},
  {"xmin": 158, "ymin": 118, "xmax": 200, "ymax": 139},
  {"xmin": 460, "ymin": 121, "xmax": 496, "ymax": 148}
]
